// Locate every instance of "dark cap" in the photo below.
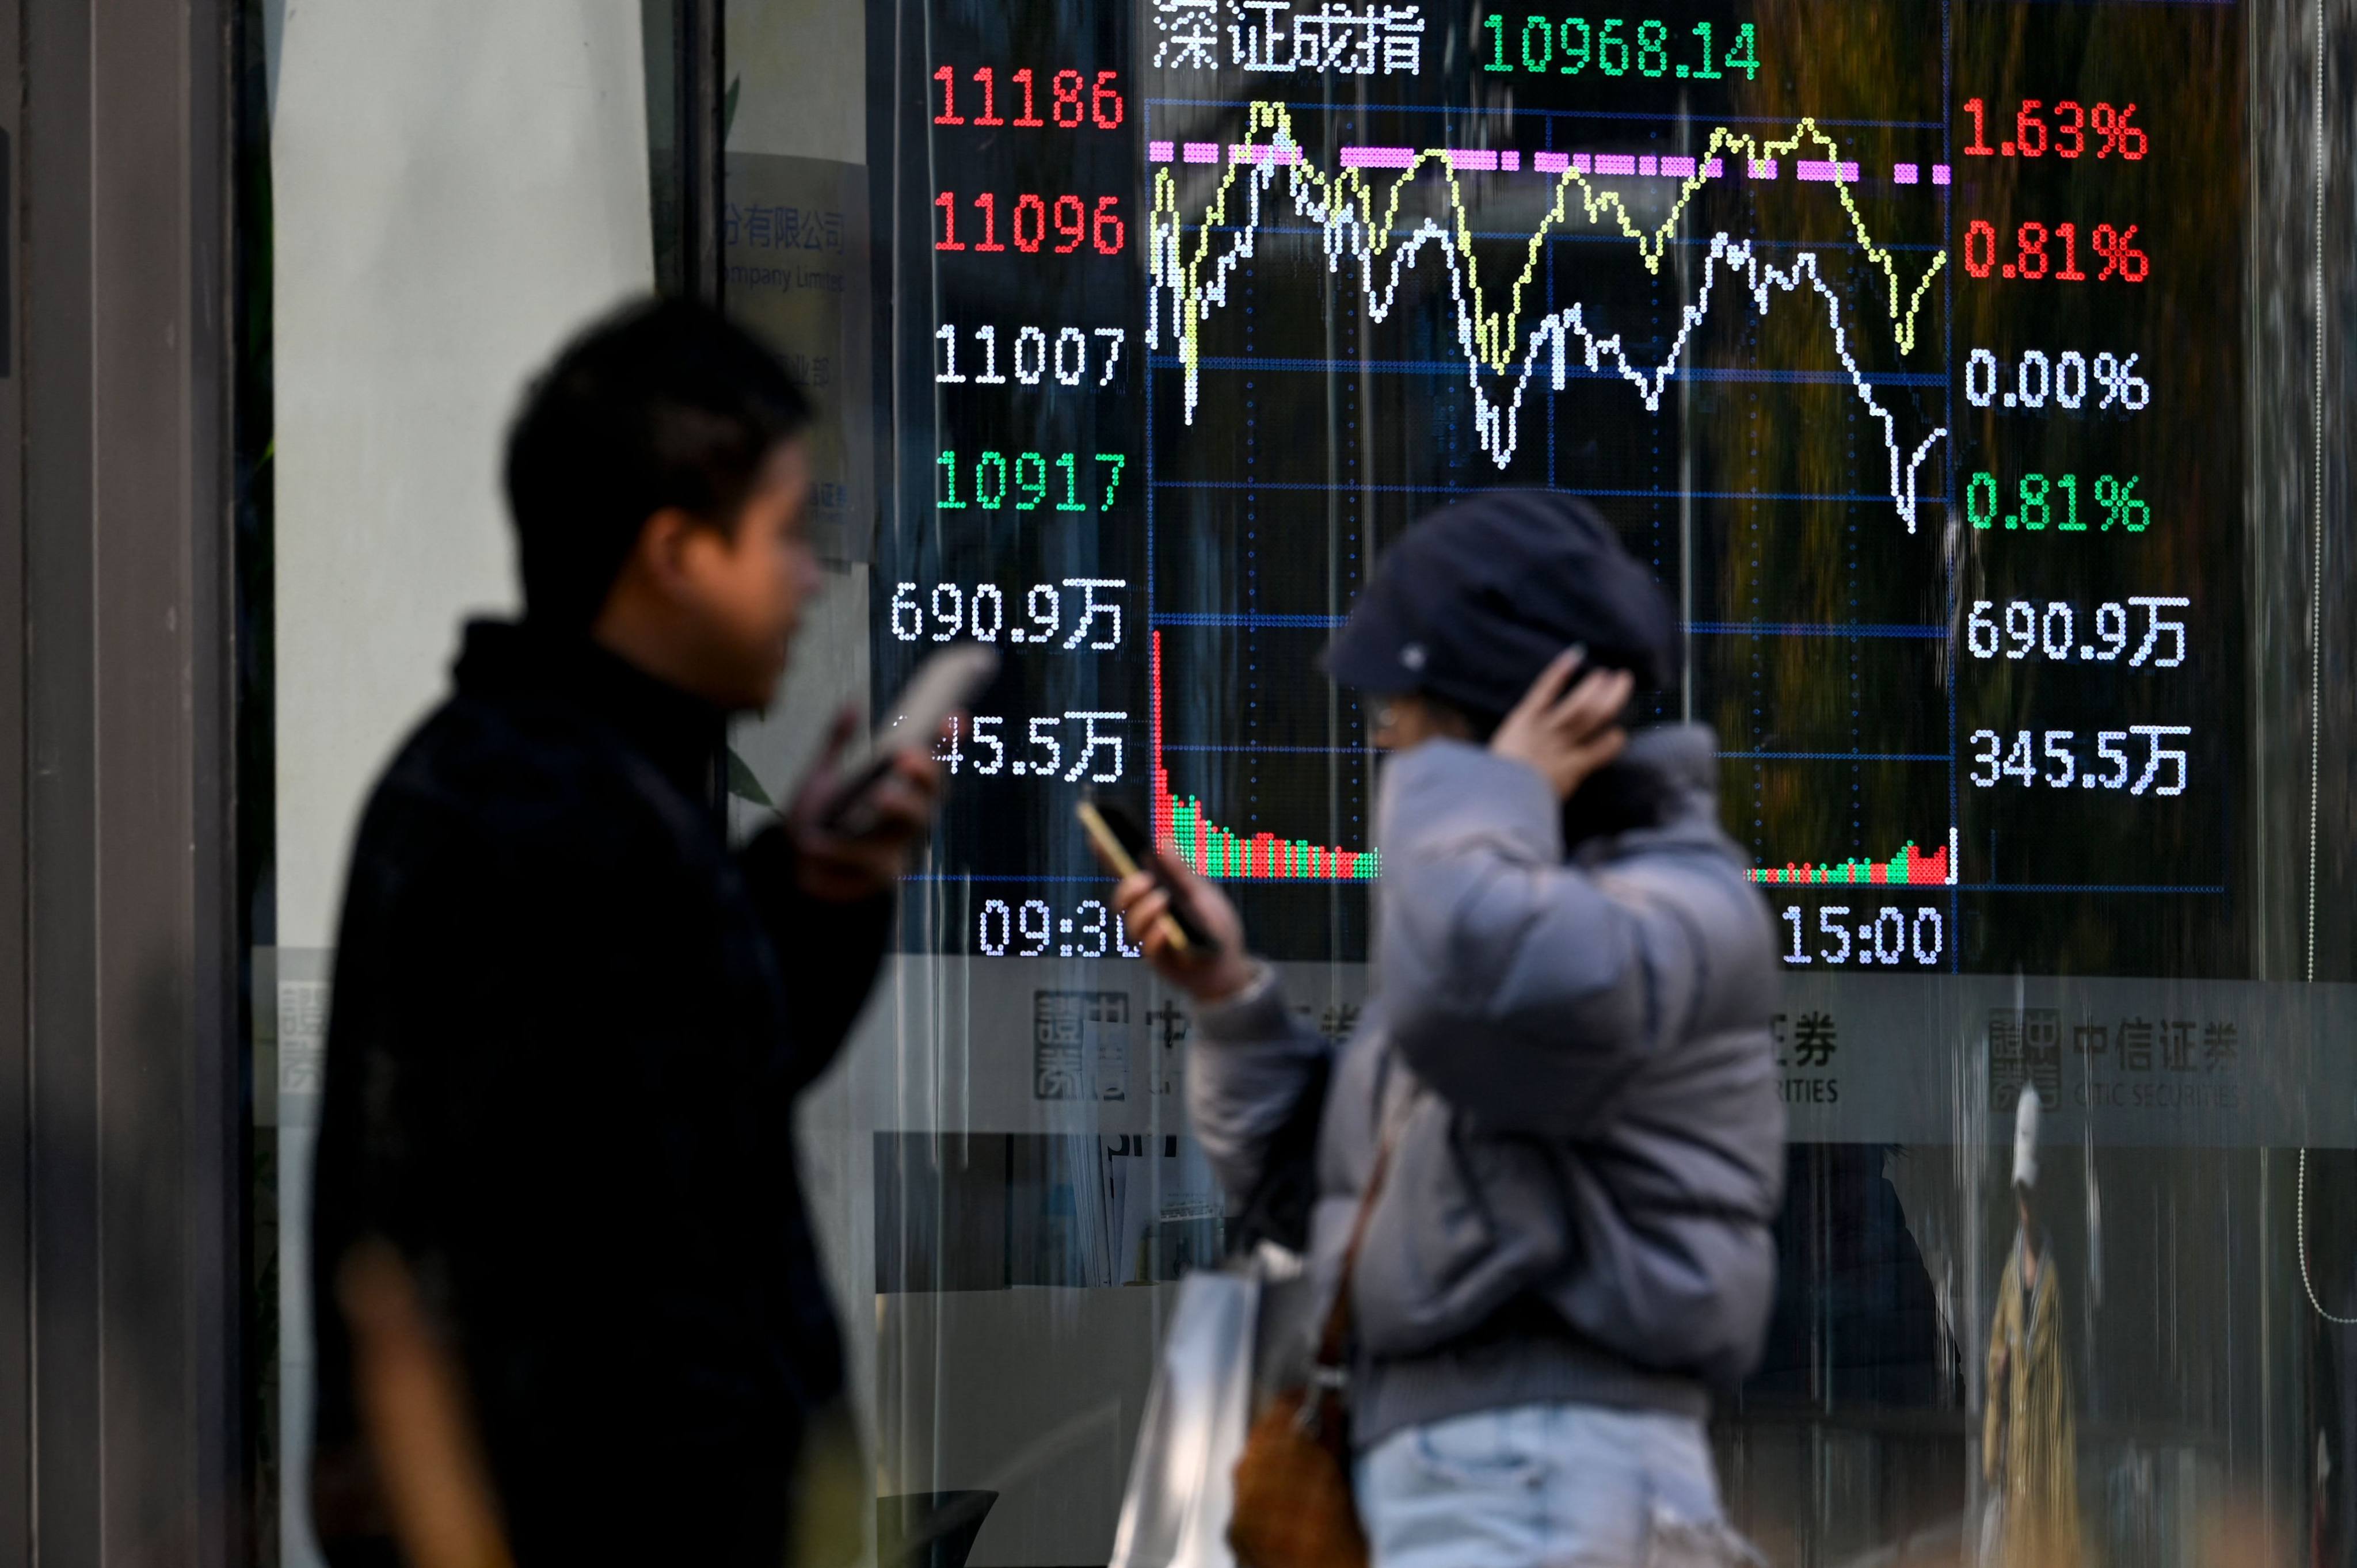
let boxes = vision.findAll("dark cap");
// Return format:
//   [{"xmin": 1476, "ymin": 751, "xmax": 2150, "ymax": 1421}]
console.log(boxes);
[{"xmin": 1323, "ymin": 490, "xmax": 1674, "ymax": 716}]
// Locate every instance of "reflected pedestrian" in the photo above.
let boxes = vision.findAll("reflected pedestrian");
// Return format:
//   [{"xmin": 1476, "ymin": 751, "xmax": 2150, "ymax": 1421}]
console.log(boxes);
[
  {"xmin": 1115, "ymin": 491, "xmax": 1785, "ymax": 1567},
  {"xmin": 1984, "ymin": 1088, "xmax": 2085, "ymax": 1568}
]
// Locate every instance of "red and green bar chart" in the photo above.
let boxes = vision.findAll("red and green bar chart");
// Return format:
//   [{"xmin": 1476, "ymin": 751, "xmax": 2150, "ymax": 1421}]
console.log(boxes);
[
  {"xmin": 1747, "ymin": 830, "xmax": 1958, "ymax": 886},
  {"xmin": 1152, "ymin": 633, "xmax": 1954, "ymax": 888},
  {"xmin": 1150, "ymin": 631, "xmax": 1379, "ymax": 882}
]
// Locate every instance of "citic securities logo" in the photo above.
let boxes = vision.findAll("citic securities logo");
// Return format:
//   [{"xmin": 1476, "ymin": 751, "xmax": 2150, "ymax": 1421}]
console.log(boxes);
[{"xmin": 1988, "ymin": 1008, "xmax": 2242, "ymax": 1112}]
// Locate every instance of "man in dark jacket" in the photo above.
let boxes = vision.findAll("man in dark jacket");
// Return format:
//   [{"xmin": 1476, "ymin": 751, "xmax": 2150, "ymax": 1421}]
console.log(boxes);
[
  {"xmin": 309, "ymin": 299, "xmax": 940, "ymax": 1565},
  {"xmin": 1117, "ymin": 492, "xmax": 1784, "ymax": 1568}
]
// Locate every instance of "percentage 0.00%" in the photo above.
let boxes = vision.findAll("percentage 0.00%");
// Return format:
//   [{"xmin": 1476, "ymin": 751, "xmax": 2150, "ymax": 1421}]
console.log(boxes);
[{"xmin": 1965, "ymin": 349, "xmax": 2148, "ymax": 414}]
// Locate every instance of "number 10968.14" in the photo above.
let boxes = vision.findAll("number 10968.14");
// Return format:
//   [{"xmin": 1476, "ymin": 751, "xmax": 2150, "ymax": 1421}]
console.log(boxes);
[{"xmin": 1781, "ymin": 905, "xmax": 1945, "ymax": 967}]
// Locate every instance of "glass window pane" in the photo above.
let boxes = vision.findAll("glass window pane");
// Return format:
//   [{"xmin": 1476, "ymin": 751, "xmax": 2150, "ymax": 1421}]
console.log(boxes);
[
  {"xmin": 245, "ymin": 0, "xmax": 2356, "ymax": 1562},
  {"xmin": 723, "ymin": 3, "xmax": 2349, "ymax": 1564},
  {"xmin": 254, "ymin": 6, "xmax": 677, "ymax": 1561}
]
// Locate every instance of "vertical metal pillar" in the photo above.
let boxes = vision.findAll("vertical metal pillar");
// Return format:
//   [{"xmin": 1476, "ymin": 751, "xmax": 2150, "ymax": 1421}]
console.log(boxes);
[{"xmin": 13, "ymin": 0, "xmax": 242, "ymax": 1562}]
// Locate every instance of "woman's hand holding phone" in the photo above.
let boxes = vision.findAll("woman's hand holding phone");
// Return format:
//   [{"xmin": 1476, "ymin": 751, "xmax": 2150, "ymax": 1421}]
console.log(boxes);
[{"xmin": 1108, "ymin": 853, "xmax": 1257, "ymax": 1004}]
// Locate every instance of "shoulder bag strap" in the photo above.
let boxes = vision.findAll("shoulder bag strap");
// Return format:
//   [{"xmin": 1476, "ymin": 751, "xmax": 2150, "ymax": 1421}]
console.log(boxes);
[{"xmin": 1310, "ymin": 1082, "xmax": 1418, "ymax": 1375}]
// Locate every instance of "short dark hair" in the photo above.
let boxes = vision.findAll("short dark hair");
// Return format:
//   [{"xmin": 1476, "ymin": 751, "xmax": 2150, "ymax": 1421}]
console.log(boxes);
[{"xmin": 503, "ymin": 297, "xmax": 812, "ymax": 627}]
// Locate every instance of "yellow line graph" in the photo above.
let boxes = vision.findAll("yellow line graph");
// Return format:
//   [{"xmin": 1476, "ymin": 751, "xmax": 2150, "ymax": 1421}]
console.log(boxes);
[{"xmin": 1149, "ymin": 102, "xmax": 1947, "ymax": 379}]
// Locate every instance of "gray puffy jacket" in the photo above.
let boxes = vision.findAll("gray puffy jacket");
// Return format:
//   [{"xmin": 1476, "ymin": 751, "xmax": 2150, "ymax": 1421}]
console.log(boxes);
[{"xmin": 1188, "ymin": 728, "xmax": 1785, "ymax": 1445}]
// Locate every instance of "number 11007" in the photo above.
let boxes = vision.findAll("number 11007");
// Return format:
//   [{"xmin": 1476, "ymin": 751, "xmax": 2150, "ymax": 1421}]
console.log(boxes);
[{"xmin": 1780, "ymin": 905, "xmax": 1945, "ymax": 967}]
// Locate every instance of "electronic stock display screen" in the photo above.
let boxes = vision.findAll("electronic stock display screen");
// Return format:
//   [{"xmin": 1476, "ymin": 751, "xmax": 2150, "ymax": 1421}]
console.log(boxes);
[{"xmin": 863, "ymin": 0, "xmax": 2284, "ymax": 987}]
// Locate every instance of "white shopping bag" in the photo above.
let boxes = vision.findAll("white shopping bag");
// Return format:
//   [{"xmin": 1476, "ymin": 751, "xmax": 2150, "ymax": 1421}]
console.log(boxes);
[
  {"xmin": 1977, "ymin": 1493, "xmax": 2007, "ymax": 1568},
  {"xmin": 1108, "ymin": 1268, "xmax": 1259, "ymax": 1568}
]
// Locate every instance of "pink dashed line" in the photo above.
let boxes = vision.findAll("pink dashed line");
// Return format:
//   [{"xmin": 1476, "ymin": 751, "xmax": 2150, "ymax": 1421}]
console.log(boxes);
[
  {"xmin": 1155, "ymin": 141, "xmax": 1883, "ymax": 190},
  {"xmin": 1932, "ymin": 163, "xmax": 1952, "ymax": 185},
  {"xmin": 1894, "ymin": 162, "xmax": 1920, "ymax": 184}
]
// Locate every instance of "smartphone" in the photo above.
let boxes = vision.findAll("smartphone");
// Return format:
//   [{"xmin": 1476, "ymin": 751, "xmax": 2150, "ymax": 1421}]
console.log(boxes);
[
  {"xmin": 821, "ymin": 643, "xmax": 999, "ymax": 834},
  {"xmin": 1076, "ymin": 798, "xmax": 1217, "ymax": 956}
]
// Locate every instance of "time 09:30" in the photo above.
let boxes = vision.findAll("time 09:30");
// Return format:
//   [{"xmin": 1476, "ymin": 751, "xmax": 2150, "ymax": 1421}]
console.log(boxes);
[{"xmin": 978, "ymin": 897, "xmax": 1141, "ymax": 959}]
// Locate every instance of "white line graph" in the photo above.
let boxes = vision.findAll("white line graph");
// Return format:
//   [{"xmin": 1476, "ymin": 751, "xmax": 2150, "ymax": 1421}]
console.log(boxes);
[{"xmin": 1147, "ymin": 139, "xmax": 1950, "ymax": 531}]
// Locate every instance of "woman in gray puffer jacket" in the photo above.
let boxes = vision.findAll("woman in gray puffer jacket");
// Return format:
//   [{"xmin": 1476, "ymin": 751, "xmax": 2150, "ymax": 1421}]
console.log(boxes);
[{"xmin": 1113, "ymin": 492, "xmax": 1785, "ymax": 1568}]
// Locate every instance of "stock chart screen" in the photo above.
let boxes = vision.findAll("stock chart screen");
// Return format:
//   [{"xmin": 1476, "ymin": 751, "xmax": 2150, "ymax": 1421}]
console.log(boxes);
[{"xmin": 868, "ymin": 0, "xmax": 2249, "ymax": 982}]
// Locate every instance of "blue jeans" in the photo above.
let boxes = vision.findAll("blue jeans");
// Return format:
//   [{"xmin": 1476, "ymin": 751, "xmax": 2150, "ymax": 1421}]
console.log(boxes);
[{"xmin": 1355, "ymin": 1403, "xmax": 1753, "ymax": 1568}]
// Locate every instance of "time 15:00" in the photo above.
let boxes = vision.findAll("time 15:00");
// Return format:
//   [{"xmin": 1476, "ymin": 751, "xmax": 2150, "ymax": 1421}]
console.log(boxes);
[{"xmin": 1780, "ymin": 905, "xmax": 1945, "ymax": 967}]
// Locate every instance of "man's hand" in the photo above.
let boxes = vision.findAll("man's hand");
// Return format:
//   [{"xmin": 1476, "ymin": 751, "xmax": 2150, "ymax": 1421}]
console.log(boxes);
[
  {"xmin": 1489, "ymin": 648, "xmax": 1634, "ymax": 800},
  {"xmin": 787, "ymin": 708, "xmax": 947, "ymax": 902},
  {"xmin": 1109, "ymin": 852, "xmax": 1259, "ymax": 1004}
]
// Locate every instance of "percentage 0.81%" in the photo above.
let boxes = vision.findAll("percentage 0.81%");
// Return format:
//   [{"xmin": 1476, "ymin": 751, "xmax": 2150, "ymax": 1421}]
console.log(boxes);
[
  {"xmin": 1966, "ymin": 471, "xmax": 2149, "ymax": 532},
  {"xmin": 1965, "ymin": 349, "xmax": 2148, "ymax": 414},
  {"xmin": 1963, "ymin": 220, "xmax": 2147, "ymax": 283},
  {"xmin": 1961, "ymin": 98, "xmax": 2147, "ymax": 159}
]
